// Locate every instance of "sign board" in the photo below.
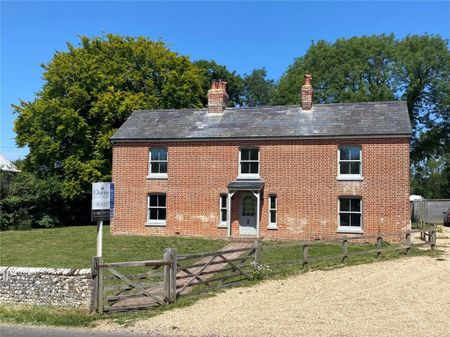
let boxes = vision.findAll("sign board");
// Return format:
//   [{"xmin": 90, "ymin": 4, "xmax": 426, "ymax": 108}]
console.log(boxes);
[{"xmin": 91, "ymin": 182, "xmax": 114, "ymax": 221}]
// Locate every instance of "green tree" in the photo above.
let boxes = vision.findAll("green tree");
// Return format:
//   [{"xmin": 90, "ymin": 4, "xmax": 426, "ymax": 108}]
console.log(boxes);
[
  {"xmin": 411, "ymin": 155, "xmax": 450, "ymax": 199},
  {"xmin": 194, "ymin": 59, "xmax": 244, "ymax": 106},
  {"xmin": 13, "ymin": 34, "xmax": 204, "ymax": 224},
  {"xmin": 275, "ymin": 34, "xmax": 398, "ymax": 105},
  {"xmin": 243, "ymin": 68, "xmax": 276, "ymax": 107},
  {"xmin": 397, "ymin": 35, "xmax": 450, "ymax": 162},
  {"xmin": 0, "ymin": 171, "xmax": 63, "ymax": 230}
]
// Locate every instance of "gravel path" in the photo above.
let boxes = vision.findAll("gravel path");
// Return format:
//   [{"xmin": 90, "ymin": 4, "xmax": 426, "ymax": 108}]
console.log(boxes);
[{"xmin": 100, "ymin": 228, "xmax": 450, "ymax": 337}]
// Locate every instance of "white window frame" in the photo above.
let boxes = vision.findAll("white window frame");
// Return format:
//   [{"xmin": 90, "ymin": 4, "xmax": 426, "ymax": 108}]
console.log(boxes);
[
  {"xmin": 237, "ymin": 147, "xmax": 260, "ymax": 180},
  {"xmin": 337, "ymin": 145, "xmax": 363, "ymax": 181},
  {"xmin": 267, "ymin": 194, "xmax": 278, "ymax": 229},
  {"xmin": 148, "ymin": 148, "xmax": 168, "ymax": 179},
  {"xmin": 337, "ymin": 197, "xmax": 363, "ymax": 233},
  {"xmin": 218, "ymin": 194, "xmax": 228, "ymax": 228},
  {"xmin": 146, "ymin": 193, "xmax": 167, "ymax": 226}
]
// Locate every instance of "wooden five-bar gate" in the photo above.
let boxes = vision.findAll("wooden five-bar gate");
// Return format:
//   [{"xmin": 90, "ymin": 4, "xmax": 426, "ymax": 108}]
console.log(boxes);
[{"xmin": 91, "ymin": 245, "xmax": 257, "ymax": 313}]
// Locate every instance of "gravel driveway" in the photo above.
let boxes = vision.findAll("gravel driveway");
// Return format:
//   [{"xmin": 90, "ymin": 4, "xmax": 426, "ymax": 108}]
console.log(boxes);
[{"xmin": 100, "ymin": 228, "xmax": 450, "ymax": 337}]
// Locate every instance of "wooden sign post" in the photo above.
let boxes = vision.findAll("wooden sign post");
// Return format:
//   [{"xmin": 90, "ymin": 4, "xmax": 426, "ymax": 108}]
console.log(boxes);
[{"xmin": 91, "ymin": 182, "xmax": 114, "ymax": 257}]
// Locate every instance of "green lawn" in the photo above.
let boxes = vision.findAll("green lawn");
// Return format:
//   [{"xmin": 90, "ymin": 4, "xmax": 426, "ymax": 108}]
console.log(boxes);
[{"xmin": 0, "ymin": 225, "xmax": 227, "ymax": 268}]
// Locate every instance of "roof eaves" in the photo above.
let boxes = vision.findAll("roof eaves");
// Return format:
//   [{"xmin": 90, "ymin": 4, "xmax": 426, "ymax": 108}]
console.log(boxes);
[{"xmin": 111, "ymin": 133, "xmax": 412, "ymax": 143}]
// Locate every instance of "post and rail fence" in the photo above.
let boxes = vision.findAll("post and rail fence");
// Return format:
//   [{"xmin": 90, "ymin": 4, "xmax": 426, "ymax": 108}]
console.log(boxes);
[
  {"xmin": 91, "ymin": 228, "xmax": 437, "ymax": 314},
  {"xmin": 261, "ymin": 228, "xmax": 437, "ymax": 272}
]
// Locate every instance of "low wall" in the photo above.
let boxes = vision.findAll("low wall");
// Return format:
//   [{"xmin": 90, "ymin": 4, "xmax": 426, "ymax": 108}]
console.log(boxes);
[{"xmin": 0, "ymin": 266, "xmax": 92, "ymax": 308}]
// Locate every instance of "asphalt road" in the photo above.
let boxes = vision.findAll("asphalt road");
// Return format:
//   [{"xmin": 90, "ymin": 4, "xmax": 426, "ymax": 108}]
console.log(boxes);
[{"xmin": 0, "ymin": 325, "xmax": 167, "ymax": 337}]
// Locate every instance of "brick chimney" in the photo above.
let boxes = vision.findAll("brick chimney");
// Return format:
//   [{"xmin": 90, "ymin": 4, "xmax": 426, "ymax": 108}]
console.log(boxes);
[
  {"xmin": 207, "ymin": 80, "xmax": 228, "ymax": 114},
  {"xmin": 301, "ymin": 74, "xmax": 313, "ymax": 110}
]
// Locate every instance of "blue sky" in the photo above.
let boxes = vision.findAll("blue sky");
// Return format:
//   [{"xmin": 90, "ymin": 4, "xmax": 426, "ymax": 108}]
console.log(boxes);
[{"xmin": 1, "ymin": 1, "xmax": 449, "ymax": 160}]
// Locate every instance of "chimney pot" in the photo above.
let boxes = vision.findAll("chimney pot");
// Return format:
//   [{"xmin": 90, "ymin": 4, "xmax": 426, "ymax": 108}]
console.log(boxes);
[
  {"xmin": 301, "ymin": 74, "xmax": 313, "ymax": 110},
  {"xmin": 208, "ymin": 80, "xmax": 228, "ymax": 114}
]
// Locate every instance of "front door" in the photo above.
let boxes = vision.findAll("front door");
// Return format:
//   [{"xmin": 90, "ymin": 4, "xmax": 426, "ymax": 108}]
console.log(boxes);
[{"xmin": 240, "ymin": 194, "xmax": 257, "ymax": 235}]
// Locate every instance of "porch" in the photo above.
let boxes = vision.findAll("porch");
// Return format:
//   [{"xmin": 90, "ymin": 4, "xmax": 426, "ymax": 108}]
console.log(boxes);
[{"xmin": 226, "ymin": 180, "xmax": 264, "ymax": 238}]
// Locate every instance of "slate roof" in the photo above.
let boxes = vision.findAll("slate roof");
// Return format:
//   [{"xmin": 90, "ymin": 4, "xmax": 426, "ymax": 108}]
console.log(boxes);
[{"xmin": 111, "ymin": 101, "xmax": 411, "ymax": 141}]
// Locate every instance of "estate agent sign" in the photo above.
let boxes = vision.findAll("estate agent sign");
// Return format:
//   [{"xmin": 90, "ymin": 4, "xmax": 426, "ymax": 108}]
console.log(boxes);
[{"xmin": 91, "ymin": 182, "xmax": 115, "ymax": 221}]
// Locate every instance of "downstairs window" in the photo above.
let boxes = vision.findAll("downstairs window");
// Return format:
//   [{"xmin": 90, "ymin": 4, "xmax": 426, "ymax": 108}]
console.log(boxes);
[{"xmin": 338, "ymin": 197, "xmax": 362, "ymax": 232}]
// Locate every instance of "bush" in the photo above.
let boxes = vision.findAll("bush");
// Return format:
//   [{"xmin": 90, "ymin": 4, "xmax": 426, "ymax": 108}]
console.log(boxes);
[{"xmin": 0, "ymin": 171, "xmax": 62, "ymax": 230}]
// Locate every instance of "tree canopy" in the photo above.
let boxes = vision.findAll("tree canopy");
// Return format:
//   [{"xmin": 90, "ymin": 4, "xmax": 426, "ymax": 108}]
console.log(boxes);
[{"xmin": 242, "ymin": 68, "xmax": 276, "ymax": 107}]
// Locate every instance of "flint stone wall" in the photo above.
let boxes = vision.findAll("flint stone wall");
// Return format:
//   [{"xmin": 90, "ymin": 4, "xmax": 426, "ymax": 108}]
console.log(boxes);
[{"xmin": 0, "ymin": 266, "xmax": 92, "ymax": 308}]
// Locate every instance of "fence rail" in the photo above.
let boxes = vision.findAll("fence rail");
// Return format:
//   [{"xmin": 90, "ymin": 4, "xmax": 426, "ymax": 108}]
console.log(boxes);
[{"xmin": 91, "ymin": 228, "xmax": 437, "ymax": 314}]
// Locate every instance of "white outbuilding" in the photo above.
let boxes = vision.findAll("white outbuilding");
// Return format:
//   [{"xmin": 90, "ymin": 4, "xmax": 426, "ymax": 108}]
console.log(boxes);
[{"xmin": 0, "ymin": 153, "xmax": 20, "ymax": 173}]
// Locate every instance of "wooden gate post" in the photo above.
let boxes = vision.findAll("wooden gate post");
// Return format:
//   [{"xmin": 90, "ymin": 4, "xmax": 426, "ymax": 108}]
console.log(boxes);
[
  {"xmin": 168, "ymin": 248, "xmax": 177, "ymax": 302},
  {"xmin": 376, "ymin": 236, "xmax": 382, "ymax": 258},
  {"xmin": 254, "ymin": 239, "xmax": 262, "ymax": 266},
  {"xmin": 430, "ymin": 225, "xmax": 437, "ymax": 250},
  {"xmin": 163, "ymin": 249, "xmax": 171, "ymax": 303},
  {"xmin": 91, "ymin": 257, "xmax": 99, "ymax": 313},
  {"xmin": 93, "ymin": 256, "xmax": 104, "ymax": 314},
  {"xmin": 342, "ymin": 236, "xmax": 348, "ymax": 263},
  {"xmin": 302, "ymin": 244, "xmax": 309, "ymax": 269},
  {"xmin": 405, "ymin": 230, "xmax": 412, "ymax": 255}
]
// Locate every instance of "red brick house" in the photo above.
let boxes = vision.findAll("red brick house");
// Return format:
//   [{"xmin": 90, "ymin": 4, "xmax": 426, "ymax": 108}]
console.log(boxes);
[{"xmin": 111, "ymin": 75, "xmax": 411, "ymax": 240}]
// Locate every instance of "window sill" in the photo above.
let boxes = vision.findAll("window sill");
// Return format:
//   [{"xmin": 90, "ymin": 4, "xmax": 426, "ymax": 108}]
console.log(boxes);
[
  {"xmin": 217, "ymin": 223, "xmax": 228, "ymax": 229},
  {"xmin": 336, "ymin": 175, "xmax": 364, "ymax": 181},
  {"xmin": 237, "ymin": 174, "xmax": 261, "ymax": 180},
  {"xmin": 337, "ymin": 228, "xmax": 363, "ymax": 234},
  {"xmin": 267, "ymin": 224, "xmax": 278, "ymax": 230},
  {"xmin": 147, "ymin": 174, "xmax": 168, "ymax": 180},
  {"xmin": 145, "ymin": 221, "xmax": 166, "ymax": 227}
]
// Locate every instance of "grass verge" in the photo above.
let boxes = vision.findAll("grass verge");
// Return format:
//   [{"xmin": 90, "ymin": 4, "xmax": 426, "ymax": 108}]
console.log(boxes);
[
  {"xmin": 0, "ymin": 296, "xmax": 211, "ymax": 328},
  {"xmin": 0, "ymin": 305, "xmax": 100, "ymax": 327}
]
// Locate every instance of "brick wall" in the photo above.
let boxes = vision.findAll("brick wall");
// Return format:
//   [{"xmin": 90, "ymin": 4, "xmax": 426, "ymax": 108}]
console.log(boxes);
[{"xmin": 111, "ymin": 138, "xmax": 410, "ymax": 240}]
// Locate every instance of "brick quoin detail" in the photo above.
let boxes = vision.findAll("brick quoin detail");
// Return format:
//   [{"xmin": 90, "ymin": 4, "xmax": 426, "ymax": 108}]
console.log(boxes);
[{"xmin": 111, "ymin": 138, "xmax": 410, "ymax": 240}]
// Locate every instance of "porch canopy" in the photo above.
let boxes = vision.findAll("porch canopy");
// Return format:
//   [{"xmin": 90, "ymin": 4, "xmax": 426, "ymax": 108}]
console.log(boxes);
[
  {"xmin": 226, "ymin": 181, "xmax": 264, "ymax": 237},
  {"xmin": 227, "ymin": 180, "xmax": 264, "ymax": 192}
]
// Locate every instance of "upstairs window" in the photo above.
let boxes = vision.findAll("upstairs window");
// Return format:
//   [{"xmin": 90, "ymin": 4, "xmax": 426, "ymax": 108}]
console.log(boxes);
[
  {"xmin": 338, "ymin": 197, "xmax": 362, "ymax": 232},
  {"xmin": 338, "ymin": 146, "xmax": 362, "ymax": 178},
  {"xmin": 268, "ymin": 195, "xmax": 277, "ymax": 229},
  {"xmin": 149, "ymin": 148, "xmax": 168, "ymax": 178},
  {"xmin": 239, "ymin": 148, "xmax": 260, "ymax": 178},
  {"xmin": 148, "ymin": 193, "xmax": 166, "ymax": 225}
]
